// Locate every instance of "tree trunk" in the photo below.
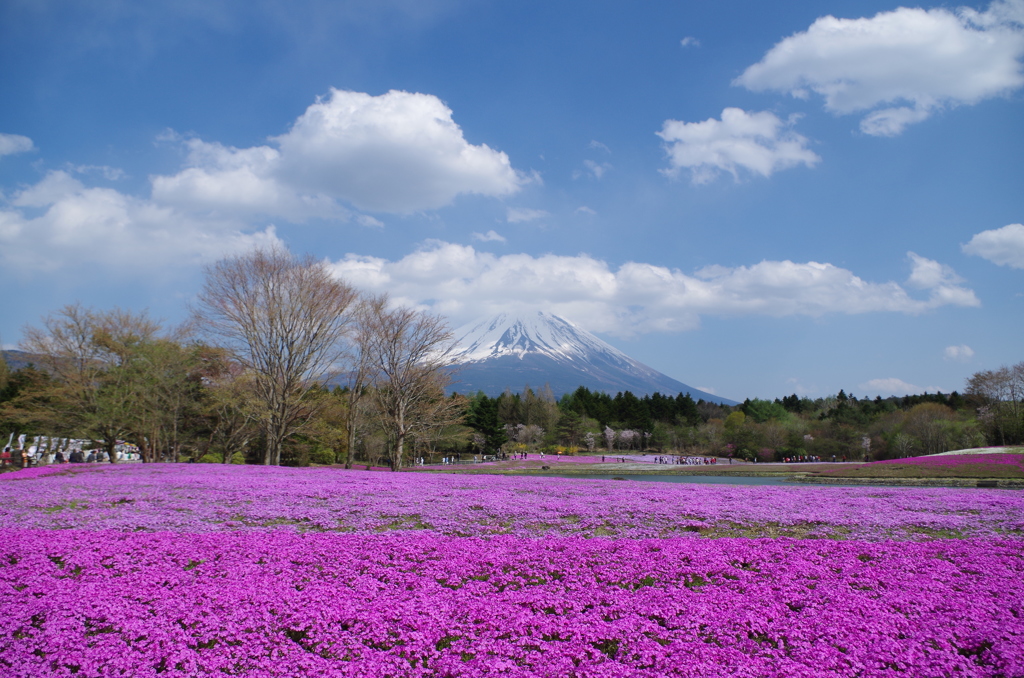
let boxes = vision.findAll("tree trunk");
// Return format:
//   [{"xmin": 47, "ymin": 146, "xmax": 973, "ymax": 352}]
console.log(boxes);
[
  {"xmin": 392, "ymin": 432, "xmax": 404, "ymax": 471},
  {"xmin": 346, "ymin": 423, "xmax": 357, "ymax": 470}
]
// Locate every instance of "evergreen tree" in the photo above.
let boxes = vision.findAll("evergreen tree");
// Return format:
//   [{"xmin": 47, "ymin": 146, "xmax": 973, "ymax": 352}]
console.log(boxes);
[{"xmin": 466, "ymin": 393, "xmax": 507, "ymax": 453}]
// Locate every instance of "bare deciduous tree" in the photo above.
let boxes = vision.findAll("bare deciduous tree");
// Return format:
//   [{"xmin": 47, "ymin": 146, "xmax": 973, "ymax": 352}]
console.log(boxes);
[
  {"xmin": 194, "ymin": 247, "xmax": 358, "ymax": 465},
  {"xmin": 966, "ymin": 362, "xmax": 1024, "ymax": 445},
  {"xmin": 341, "ymin": 294, "xmax": 387, "ymax": 469},
  {"xmin": 362, "ymin": 304, "xmax": 459, "ymax": 470}
]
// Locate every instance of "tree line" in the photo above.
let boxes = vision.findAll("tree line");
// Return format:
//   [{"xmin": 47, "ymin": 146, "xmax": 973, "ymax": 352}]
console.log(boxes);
[
  {"xmin": 0, "ymin": 248, "xmax": 462, "ymax": 470},
  {"xmin": 1, "ymin": 246, "xmax": 1021, "ymax": 466},
  {"xmin": 459, "ymin": 375, "xmax": 1021, "ymax": 462}
]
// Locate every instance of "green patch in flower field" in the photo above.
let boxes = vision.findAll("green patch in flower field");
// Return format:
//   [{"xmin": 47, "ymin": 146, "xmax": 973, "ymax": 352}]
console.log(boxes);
[
  {"xmin": 373, "ymin": 514, "xmax": 434, "ymax": 532},
  {"xmin": 901, "ymin": 525, "xmax": 967, "ymax": 539}
]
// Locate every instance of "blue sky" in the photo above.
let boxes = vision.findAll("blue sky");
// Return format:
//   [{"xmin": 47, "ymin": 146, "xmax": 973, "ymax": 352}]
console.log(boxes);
[{"xmin": 1, "ymin": 0, "xmax": 1022, "ymax": 402}]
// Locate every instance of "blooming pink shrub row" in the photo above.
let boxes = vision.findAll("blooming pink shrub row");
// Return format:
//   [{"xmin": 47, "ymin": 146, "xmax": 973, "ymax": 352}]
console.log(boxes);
[{"xmin": 1, "ymin": 529, "xmax": 1021, "ymax": 677}]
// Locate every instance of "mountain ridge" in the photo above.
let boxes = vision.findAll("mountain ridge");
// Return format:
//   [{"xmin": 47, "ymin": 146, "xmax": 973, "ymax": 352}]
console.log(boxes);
[{"xmin": 446, "ymin": 312, "xmax": 736, "ymax": 405}]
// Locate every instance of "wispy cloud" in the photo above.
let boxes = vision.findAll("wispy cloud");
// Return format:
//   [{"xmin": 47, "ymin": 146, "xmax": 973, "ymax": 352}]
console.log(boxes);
[
  {"xmin": 356, "ymin": 214, "xmax": 384, "ymax": 228},
  {"xmin": 578, "ymin": 159, "xmax": 612, "ymax": 179},
  {"xmin": 506, "ymin": 207, "xmax": 549, "ymax": 223},
  {"xmin": 944, "ymin": 345, "xmax": 975, "ymax": 361},
  {"xmin": 859, "ymin": 378, "xmax": 946, "ymax": 396},
  {"xmin": 680, "ymin": 36, "xmax": 700, "ymax": 48},
  {"xmin": 471, "ymin": 230, "xmax": 506, "ymax": 243}
]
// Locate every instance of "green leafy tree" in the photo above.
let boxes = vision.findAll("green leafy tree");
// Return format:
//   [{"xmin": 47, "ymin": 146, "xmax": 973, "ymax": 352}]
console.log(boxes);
[{"xmin": 19, "ymin": 304, "xmax": 163, "ymax": 462}]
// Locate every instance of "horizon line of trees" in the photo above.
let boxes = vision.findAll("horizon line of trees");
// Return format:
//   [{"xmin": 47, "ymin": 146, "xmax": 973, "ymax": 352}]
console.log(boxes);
[
  {"xmin": 3, "ymin": 348, "xmax": 1022, "ymax": 466},
  {"xmin": 0, "ymin": 246, "xmax": 1020, "ymax": 467},
  {"xmin": 459, "ymin": 377, "xmax": 1021, "ymax": 463}
]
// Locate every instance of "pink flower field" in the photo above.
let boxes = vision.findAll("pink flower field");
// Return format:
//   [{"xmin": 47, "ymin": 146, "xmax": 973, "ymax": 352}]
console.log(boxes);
[
  {"xmin": 871, "ymin": 453, "xmax": 1024, "ymax": 469},
  {"xmin": 1, "ymin": 464, "xmax": 1022, "ymax": 677}
]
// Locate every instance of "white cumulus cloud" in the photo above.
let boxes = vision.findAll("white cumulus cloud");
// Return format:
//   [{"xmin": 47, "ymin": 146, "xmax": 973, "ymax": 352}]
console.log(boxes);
[
  {"xmin": 152, "ymin": 138, "xmax": 341, "ymax": 221},
  {"xmin": 658, "ymin": 108, "xmax": 819, "ymax": 184},
  {"xmin": 944, "ymin": 345, "xmax": 975, "ymax": 361},
  {"xmin": 327, "ymin": 242, "xmax": 978, "ymax": 336},
  {"xmin": 905, "ymin": 251, "xmax": 980, "ymax": 307},
  {"xmin": 151, "ymin": 89, "xmax": 525, "ymax": 218},
  {"xmin": 962, "ymin": 223, "xmax": 1024, "ymax": 268},
  {"xmin": 735, "ymin": 1, "xmax": 1024, "ymax": 135},
  {"xmin": 0, "ymin": 133, "xmax": 34, "ymax": 158},
  {"xmin": 1, "ymin": 171, "xmax": 281, "ymax": 275}
]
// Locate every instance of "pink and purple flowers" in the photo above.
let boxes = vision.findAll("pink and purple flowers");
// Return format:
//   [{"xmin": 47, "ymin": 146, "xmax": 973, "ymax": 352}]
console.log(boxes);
[{"xmin": 1, "ymin": 464, "xmax": 1022, "ymax": 676}]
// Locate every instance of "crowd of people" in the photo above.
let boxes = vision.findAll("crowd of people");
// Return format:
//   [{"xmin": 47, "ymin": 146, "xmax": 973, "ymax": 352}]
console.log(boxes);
[
  {"xmin": 668, "ymin": 455, "xmax": 719, "ymax": 465},
  {"xmin": 0, "ymin": 437, "xmax": 143, "ymax": 469},
  {"xmin": 781, "ymin": 455, "xmax": 836, "ymax": 463}
]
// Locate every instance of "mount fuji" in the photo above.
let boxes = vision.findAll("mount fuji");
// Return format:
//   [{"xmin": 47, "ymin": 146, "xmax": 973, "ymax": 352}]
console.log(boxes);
[{"xmin": 446, "ymin": 312, "xmax": 735, "ymax": 404}]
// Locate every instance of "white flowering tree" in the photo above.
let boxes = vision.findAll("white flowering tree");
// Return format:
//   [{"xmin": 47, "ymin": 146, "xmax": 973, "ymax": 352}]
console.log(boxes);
[{"xmin": 603, "ymin": 426, "xmax": 616, "ymax": 452}]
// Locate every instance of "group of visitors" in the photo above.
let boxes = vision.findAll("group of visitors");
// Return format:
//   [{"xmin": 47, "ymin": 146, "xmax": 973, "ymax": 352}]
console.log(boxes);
[
  {"xmin": 53, "ymin": 449, "xmax": 105, "ymax": 463},
  {"xmin": 781, "ymin": 455, "xmax": 826, "ymax": 463},
  {"xmin": 0, "ymin": 447, "xmax": 28, "ymax": 469},
  {"xmin": 671, "ymin": 456, "xmax": 718, "ymax": 465}
]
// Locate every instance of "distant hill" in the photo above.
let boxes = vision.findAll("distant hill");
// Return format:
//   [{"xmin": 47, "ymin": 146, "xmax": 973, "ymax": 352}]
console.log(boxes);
[
  {"xmin": 1, "ymin": 350, "xmax": 40, "ymax": 372},
  {"xmin": 447, "ymin": 312, "xmax": 737, "ymax": 405}
]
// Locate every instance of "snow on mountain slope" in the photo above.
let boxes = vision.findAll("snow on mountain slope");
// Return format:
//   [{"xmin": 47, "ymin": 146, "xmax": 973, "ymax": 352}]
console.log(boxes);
[
  {"xmin": 450, "ymin": 312, "xmax": 634, "ymax": 365},
  {"xmin": 447, "ymin": 312, "xmax": 735, "ymax": 404}
]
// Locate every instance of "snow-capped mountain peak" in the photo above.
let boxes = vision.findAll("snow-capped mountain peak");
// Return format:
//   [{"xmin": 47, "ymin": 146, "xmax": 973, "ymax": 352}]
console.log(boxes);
[
  {"xmin": 446, "ymin": 311, "xmax": 735, "ymax": 404},
  {"xmin": 449, "ymin": 311, "xmax": 631, "ymax": 365}
]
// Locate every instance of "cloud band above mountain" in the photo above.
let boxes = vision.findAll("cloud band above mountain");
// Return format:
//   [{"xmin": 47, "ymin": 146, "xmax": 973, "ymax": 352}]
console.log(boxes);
[{"xmin": 329, "ymin": 242, "xmax": 979, "ymax": 336}]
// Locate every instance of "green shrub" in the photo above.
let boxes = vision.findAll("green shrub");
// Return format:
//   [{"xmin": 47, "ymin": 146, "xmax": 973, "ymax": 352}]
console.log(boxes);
[
  {"xmin": 310, "ymin": 446, "xmax": 336, "ymax": 465},
  {"xmin": 198, "ymin": 452, "xmax": 246, "ymax": 464}
]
